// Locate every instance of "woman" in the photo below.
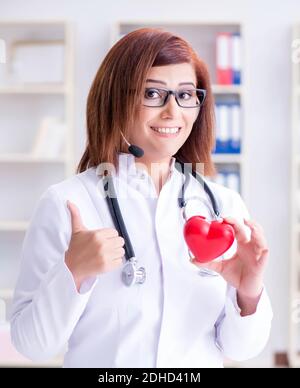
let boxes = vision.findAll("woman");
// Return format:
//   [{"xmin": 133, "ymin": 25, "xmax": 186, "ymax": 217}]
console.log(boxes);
[{"xmin": 10, "ymin": 28, "xmax": 272, "ymax": 368}]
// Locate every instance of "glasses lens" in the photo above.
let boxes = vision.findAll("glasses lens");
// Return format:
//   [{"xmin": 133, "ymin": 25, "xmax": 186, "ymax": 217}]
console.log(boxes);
[
  {"xmin": 177, "ymin": 89, "xmax": 205, "ymax": 107},
  {"xmin": 144, "ymin": 88, "xmax": 167, "ymax": 107}
]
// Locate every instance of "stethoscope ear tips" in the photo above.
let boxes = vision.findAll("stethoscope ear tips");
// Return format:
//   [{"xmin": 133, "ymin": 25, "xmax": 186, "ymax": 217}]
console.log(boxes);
[{"xmin": 121, "ymin": 258, "xmax": 146, "ymax": 286}]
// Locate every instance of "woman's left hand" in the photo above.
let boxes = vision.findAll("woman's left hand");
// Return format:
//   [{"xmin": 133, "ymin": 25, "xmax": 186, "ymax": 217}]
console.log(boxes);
[{"xmin": 191, "ymin": 217, "xmax": 269, "ymax": 315}]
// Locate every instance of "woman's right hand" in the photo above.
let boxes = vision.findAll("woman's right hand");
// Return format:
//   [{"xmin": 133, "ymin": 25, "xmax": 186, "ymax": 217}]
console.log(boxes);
[{"xmin": 65, "ymin": 201, "xmax": 125, "ymax": 291}]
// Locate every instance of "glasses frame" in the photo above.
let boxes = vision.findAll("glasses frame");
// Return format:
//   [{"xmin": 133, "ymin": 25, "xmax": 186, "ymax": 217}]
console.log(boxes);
[{"xmin": 143, "ymin": 87, "xmax": 207, "ymax": 108}]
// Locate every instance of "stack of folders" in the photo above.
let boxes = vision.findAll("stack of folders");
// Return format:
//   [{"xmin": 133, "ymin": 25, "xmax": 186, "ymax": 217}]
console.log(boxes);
[
  {"xmin": 213, "ymin": 170, "xmax": 240, "ymax": 193},
  {"xmin": 214, "ymin": 103, "xmax": 241, "ymax": 154},
  {"xmin": 216, "ymin": 32, "xmax": 241, "ymax": 85}
]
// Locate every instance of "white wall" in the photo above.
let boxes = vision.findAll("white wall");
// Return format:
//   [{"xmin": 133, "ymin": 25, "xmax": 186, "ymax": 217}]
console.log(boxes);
[{"xmin": 1, "ymin": 0, "xmax": 300, "ymax": 366}]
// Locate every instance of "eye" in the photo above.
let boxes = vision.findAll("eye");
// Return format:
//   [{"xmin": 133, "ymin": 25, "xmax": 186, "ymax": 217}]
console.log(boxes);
[
  {"xmin": 144, "ymin": 88, "xmax": 162, "ymax": 99},
  {"xmin": 178, "ymin": 90, "xmax": 193, "ymax": 100}
]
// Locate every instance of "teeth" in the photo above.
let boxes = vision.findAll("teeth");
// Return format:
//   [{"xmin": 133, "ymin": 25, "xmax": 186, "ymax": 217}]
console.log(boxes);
[{"xmin": 151, "ymin": 127, "xmax": 180, "ymax": 134}]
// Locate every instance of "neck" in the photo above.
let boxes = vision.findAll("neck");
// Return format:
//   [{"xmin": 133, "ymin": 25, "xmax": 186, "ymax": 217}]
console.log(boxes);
[{"xmin": 134, "ymin": 155, "xmax": 173, "ymax": 194}]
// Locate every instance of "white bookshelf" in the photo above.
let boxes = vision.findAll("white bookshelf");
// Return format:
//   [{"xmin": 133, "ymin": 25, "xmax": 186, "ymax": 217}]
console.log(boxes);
[
  {"xmin": 0, "ymin": 85, "xmax": 66, "ymax": 94},
  {"xmin": 212, "ymin": 84, "xmax": 243, "ymax": 95},
  {"xmin": 0, "ymin": 153, "xmax": 66, "ymax": 163},
  {"xmin": 112, "ymin": 21, "xmax": 247, "ymax": 200},
  {"xmin": 289, "ymin": 23, "xmax": 300, "ymax": 368},
  {"xmin": 0, "ymin": 20, "xmax": 74, "ymax": 368}
]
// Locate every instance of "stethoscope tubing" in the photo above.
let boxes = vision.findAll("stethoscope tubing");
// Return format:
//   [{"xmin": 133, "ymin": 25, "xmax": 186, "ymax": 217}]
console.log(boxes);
[
  {"xmin": 175, "ymin": 160, "xmax": 220, "ymax": 218},
  {"xmin": 103, "ymin": 159, "xmax": 220, "ymax": 270},
  {"xmin": 103, "ymin": 175, "xmax": 135, "ymax": 261}
]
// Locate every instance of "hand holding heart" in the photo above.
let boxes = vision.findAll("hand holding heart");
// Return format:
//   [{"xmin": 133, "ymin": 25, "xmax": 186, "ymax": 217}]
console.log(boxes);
[
  {"xmin": 184, "ymin": 216, "xmax": 235, "ymax": 263},
  {"xmin": 190, "ymin": 217, "xmax": 269, "ymax": 308}
]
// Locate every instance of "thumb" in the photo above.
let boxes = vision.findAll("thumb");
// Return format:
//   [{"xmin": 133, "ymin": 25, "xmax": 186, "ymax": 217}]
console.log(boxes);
[{"xmin": 67, "ymin": 200, "xmax": 85, "ymax": 234}]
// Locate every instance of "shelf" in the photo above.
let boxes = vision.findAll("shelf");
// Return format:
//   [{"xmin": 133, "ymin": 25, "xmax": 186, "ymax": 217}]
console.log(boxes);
[
  {"xmin": 117, "ymin": 20, "xmax": 242, "ymax": 26},
  {"xmin": 0, "ymin": 154, "xmax": 66, "ymax": 163},
  {"xmin": 0, "ymin": 221, "xmax": 29, "ymax": 231},
  {"xmin": 0, "ymin": 85, "xmax": 66, "ymax": 94},
  {"xmin": 212, "ymin": 85, "xmax": 242, "ymax": 95},
  {"xmin": 0, "ymin": 20, "xmax": 68, "ymax": 27},
  {"xmin": 0, "ymin": 20, "xmax": 74, "ymax": 369},
  {"xmin": 212, "ymin": 154, "xmax": 243, "ymax": 164}
]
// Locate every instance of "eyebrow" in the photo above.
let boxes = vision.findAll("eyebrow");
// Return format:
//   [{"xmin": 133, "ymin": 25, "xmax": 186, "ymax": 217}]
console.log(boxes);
[{"xmin": 146, "ymin": 79, "xmax": 196, "ymax": 87}]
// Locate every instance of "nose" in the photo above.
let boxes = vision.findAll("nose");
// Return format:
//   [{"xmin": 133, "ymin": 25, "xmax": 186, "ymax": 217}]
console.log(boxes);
[{"xmin": 160, "ymin": 93, "xmax": 181, "ymax": 118}]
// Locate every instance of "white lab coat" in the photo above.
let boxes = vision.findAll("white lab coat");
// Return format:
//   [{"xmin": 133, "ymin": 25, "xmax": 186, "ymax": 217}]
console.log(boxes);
[{"xmin": 10, "ymin": 153, "xmax": 273, "ymax": 368}]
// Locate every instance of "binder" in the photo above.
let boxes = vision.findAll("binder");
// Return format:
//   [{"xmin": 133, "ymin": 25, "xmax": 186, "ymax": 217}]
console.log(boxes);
[
  {"xmin": 213, "ymin": 167, "xmax": 240, "ymax": 193},
  {"xmin": 226, "ymin": 172, "xmax": 240, "ymax": 192},
  {"xmin": 215, "ymin": 103, "xmax": 230, "ymax": 153},
  {"xmin": 216, "ymin": 33, "xmax": 232, "ymax": 85},
  {"xmin": 231, "ymin": 33, "xmax": 241, "ymax": 85},
  {"xmin": 214, "ymin": 173, "xmax": 226, "ymax": 187},
  {"xmin": 230, "ymin": 103, "xmax": 241, "ymax": 153}
]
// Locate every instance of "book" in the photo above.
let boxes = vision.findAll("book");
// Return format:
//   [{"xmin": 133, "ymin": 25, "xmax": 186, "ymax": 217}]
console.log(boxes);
[{"xmin": 32, "ymin": 116, "xmax": 65, "ymax": 158}]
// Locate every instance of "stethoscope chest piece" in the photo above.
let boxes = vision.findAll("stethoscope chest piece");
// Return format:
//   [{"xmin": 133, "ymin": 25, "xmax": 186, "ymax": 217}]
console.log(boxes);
[
  {"xmin": 103, "ymin": 161, "xmax": 220, "ymax": 287},
  {"xmin": 121, "ymin": 257, "xmax": 146, "ymax": 287}
]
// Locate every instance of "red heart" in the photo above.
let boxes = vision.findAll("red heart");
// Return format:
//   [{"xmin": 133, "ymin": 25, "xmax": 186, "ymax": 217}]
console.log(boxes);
[{"xmin": 184, "ymin": 216, "xmax": 235, "ymax": 263}]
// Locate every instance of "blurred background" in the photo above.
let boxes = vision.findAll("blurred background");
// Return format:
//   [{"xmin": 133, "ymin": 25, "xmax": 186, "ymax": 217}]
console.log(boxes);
[{"xmin": 0, "ymin": 0, "xmax": 299, "ymax": 367}]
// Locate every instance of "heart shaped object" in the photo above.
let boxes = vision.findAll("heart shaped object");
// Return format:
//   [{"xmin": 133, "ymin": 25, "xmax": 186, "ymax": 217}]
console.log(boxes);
[{"xmin": 184, "ymin": 216, "xmax": 235, "ymax": 263}]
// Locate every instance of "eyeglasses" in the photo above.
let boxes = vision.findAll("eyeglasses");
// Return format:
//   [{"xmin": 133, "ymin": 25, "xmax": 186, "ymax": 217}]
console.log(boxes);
[{"xmin": 143, "ymin": 87, "xmax": 206, "ymax": 108}]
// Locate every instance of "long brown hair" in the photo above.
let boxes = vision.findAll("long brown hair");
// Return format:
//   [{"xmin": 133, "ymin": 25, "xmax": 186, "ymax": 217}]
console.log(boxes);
[{"xmin": 77, "ymin": 28, "xmax": 216, "ymax": 176}]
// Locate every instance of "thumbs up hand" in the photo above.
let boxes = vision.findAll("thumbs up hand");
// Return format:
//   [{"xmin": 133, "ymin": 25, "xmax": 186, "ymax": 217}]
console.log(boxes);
[{"xmin": 65, "ymin": 201, "xmax": 125, "ymax": 291}]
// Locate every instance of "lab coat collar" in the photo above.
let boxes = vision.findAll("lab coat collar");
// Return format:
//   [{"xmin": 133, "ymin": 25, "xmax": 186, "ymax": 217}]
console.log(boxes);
[
  {"xmin": 96, "ymin": 152, "xmax": 177, "ymax": 181},
  {"xmin": 118, "ymin": 152, "xmax": 177, "ymax": 179}
]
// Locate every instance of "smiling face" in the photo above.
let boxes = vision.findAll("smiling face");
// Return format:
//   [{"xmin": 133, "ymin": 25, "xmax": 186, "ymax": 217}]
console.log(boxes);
[{"xmin": 128, "ymin": 63, "xmax": 200, "ymax": 165}]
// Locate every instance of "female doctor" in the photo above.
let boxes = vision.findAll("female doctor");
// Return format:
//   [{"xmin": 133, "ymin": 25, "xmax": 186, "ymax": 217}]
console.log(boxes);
[{"xmin": 10, "ymin": 28, "xmax": 272, "ymax": 368}]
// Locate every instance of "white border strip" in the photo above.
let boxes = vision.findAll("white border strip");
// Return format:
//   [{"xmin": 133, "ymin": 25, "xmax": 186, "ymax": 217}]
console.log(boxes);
[{"xmin": 0, "ymin": 39, "xmax": 6, "ymax": 63}]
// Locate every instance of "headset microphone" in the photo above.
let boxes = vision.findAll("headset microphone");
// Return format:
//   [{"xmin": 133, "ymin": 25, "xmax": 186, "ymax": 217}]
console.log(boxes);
[{"xmin": 120, "ymin": 132, "xmax": 144, "ymax": 158}]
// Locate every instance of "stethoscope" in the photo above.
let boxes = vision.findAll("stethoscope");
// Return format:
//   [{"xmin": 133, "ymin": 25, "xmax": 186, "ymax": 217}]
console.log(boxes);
[{"xmin": 103, "ymin": 159, "xmax": 220, "ymax": 286}]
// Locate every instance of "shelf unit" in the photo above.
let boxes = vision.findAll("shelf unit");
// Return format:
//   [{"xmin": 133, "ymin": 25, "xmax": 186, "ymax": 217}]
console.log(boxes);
[
  {"xmin": 112, "ymin": 21, "xmax": 247, "ymax": 200},
  {"xmin": 289, "ymin": 23, "xmax": 300, "ymax": 368},
  {"xmin": 0, "ymin": 20, "xmax": 73, "ymax": 368}
]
